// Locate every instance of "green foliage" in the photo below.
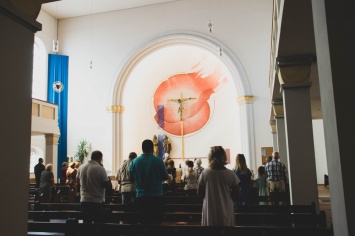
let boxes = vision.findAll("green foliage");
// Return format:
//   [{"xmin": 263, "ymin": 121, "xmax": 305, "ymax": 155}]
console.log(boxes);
[{"xmin": 74, "ymin": 139, "xmax": 88, "ymax": 164}]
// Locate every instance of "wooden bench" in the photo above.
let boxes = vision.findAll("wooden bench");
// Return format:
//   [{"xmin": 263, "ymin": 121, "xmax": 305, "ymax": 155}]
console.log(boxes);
[
  {"xmin": 32, "ymin": 202, "xmax": 316, "ymax": 214},
  {"xmin": 105, "ymin": 194, "xmax": 291, "ymax": 204},
  {"xmin": 28, "ymin": 210, "xmax": 327, "ymax": 228},
  {"xmin": 28, "ymin": 222, "xmax": 333, "ymax": 236}
]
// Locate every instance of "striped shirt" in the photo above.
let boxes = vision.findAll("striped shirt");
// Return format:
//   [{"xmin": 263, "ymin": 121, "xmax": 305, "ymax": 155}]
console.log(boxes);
[{"xmin": 265, "ymin": 160, "xmax": 287, "ymax": 181}]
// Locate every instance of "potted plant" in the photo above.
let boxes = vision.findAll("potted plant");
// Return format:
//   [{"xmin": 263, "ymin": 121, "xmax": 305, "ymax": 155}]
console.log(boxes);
[{"xmin": 74, "ymin": 139, "xmax": 88, "ymax": 164}]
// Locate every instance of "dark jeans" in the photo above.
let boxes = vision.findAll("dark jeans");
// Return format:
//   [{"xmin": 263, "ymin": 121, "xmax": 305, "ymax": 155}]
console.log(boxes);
[
  {"xmin": 135, "ymin": 196, "xmax": 164, "ymax": 224},
  {"xmin": 122, "ymin": 192, "xmax": 136, "ymax": 205},
  {"xmin": 81, "ymin": 202, "xmax": 105, "ymax": 224}
]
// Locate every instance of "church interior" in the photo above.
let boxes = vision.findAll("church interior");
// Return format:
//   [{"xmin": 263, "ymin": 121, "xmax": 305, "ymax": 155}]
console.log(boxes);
[{"xmin": 1, "ymin": 0, "xmax": 354, "ymax": 235}]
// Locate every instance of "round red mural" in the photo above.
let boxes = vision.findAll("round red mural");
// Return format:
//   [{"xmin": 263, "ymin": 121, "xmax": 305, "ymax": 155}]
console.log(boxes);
[{"xmin": 153, "ymin": 64, "xmax": 227, "ymax": 136}]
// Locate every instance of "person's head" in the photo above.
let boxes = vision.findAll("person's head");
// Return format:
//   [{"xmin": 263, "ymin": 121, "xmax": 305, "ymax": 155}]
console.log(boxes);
[
  {"xmin": 128, "ymin": 152, "xmax": 137, "ymax": 160},
  {"xmin": 62, "ymin": 162, "xmax": 68, "ymax": 168},
  {"xmin": 74, "ymin": 162, "xmax": 80, "ymax": 168},
  {"xmin": 91, "ymin": 150, "xmax": 103, "ymax": 164},
  {"xmin": 38, "ymin": 158, "xmax": 44, "ymax": 164},
  {"xmin": 258, "ymin": 166, "xmax": 265, "ymax": 177},
  {"xmin": 266, "ymin": 156, "xmax": 272, "ymax": 163},
  {"xmin": 195, "ymin": 158, "xmax": 202, "ymax": 167},
  {"xmin": 272, "ymin": 151, "xmax": 280, "ymax": 160},
  {"xmin": 168, "ymin": 159, "xmax": 175, "ymax": 168},
  {"xmin": 187, "ymin": 161, "xmax": 194, "ymax": 168},
  {"xmin": 69, "ymin": 162, "xmax": 75, "ymax": 169},
  {"xmin": 45, "ymin": 163, "xmax": 53, "ymax": 171},
  {"xmin": 208, "ymin": 146, "xmax": 227, "ymax": 169},
  {"xmin": 235, "ymin": 154, "xmax": 248, "ymax": 173},
  {"xmin": 142, "ymin": 139, "xmax": 154, "ymax": 154}
]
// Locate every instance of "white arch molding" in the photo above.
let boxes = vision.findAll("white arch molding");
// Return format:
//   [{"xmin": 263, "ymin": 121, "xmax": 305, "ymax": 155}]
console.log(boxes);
[{"xmin": 110, "ymin": 32, "xmax": 256, "ymax": 173}]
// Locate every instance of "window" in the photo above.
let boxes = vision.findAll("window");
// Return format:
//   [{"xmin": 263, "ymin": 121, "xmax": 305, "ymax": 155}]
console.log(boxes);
[{"xmin": 32, "ymin": 37, "xmax": 47, "ymax": 100}]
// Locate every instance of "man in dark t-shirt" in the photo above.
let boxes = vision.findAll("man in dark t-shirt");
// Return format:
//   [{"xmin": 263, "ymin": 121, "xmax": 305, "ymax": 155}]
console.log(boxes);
[{"xmin": 34, "ymin": 158, "xmax": 45, "ymax": 188}]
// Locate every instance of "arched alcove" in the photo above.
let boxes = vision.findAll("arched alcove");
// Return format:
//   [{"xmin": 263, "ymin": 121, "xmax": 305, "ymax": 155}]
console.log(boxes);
[{"xmin": 111, "ymin": 32, "xmax": 255, "ymax": 172}]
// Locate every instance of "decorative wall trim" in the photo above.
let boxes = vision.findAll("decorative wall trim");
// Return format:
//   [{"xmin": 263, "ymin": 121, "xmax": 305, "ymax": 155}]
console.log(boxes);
[
  {"xmin": 237, "ymin": 96, "xmax": 254, "ymax": 104},
  {"xmin": 106, "ymin": 105, "xmax": 124, "ymax": 113}
]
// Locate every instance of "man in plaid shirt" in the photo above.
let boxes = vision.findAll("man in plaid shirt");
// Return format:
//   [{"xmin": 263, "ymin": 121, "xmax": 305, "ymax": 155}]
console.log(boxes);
[{"xmin": 265, "ymin": 152, "xmax": 288, "ymax": 194}]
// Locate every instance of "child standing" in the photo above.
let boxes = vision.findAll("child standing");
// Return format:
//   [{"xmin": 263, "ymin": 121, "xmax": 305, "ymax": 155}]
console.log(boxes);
[{"xmin": 253, "ymin": 166, "xmax": 268, "ymax": 205}]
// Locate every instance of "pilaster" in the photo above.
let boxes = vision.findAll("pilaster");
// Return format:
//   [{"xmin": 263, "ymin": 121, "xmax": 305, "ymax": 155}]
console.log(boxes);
[
  {"xmin": 45, "ymin": 134, "xmax": 60, "ymax": 182},
  {"xmin": 237, "ymin": 96, "xmax": 256, "ymax": 171}
]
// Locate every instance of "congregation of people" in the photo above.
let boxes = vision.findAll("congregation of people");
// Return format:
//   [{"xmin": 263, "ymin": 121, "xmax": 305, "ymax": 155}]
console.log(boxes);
[{"xmin": 33, "ymin": 139, "xmax": 289, "ymax": 226}]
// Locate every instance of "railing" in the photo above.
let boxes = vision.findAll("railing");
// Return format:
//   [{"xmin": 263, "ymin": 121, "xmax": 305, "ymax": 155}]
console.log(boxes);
[{"xmin": 31, "ymin": 98, "xmax": 60, "ymax": 135}]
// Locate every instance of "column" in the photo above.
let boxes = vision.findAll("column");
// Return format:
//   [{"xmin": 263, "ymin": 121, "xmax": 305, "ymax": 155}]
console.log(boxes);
[
  {"xmin": 0, "ymin": 1, "xmax": 41, "ymax": 235},
  {"xmin": 45, "ymin": 134, "xmax": 60, "ymax": 182},
  {"xmin": 312, "ymin": 1, "xmax": 355, "ymax": 235},
  {"xmin": 107, "ymin": 105, "xmax": 125, "ymax": 177},
  {"xmin": 277, "ymin": 55, "xmax": 318, "ymax": 210}
]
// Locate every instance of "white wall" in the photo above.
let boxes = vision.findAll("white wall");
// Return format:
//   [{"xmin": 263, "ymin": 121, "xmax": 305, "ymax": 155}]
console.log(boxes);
[
  {"xmin": 312, "ymin": 119, "xmax": 328, "ymax": 184},
  {"xmin": 37, "ymin": 0, "xmax": 274, "ymax": 174}
]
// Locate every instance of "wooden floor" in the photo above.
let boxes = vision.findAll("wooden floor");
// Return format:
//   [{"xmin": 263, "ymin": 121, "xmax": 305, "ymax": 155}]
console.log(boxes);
[{"xmin": 318, "ymin": 185, "xmax": 332, "ymax": 229}]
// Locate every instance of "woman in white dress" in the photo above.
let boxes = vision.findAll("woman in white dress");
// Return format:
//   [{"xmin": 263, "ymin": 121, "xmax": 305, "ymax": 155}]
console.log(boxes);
[{"xmin": 197, "ymin": 146, "xmax": 240, "ymax": 226}]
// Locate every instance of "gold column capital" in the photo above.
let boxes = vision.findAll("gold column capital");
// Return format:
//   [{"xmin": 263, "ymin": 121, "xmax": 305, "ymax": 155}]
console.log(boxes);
[
  {"xmin": 272, "ymin": 99, "xmax": 284, "ymax": 116},
  {"xmin": 45, "ymin": 134, "xmax": 60, "ymax": 144},
  {"xmin": 277, "ymin": 54, "xmax": 315, "ymax": 85},
  {"xmin": 270, "ymin": 124, "xmax": 277, "ymax": 133},
  {"xmin": 106, "ymin": 105, "xmax": 125, "ymax": 113},
  {"xmin": 237, "ymin": 96, "xmax": 254, "ymax": 104}
]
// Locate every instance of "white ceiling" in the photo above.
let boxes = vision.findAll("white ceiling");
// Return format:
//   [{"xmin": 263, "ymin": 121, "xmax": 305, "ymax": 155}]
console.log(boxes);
[{"xmin": 42, "ymin": 0, "xmax": 182, "ymax": 19}]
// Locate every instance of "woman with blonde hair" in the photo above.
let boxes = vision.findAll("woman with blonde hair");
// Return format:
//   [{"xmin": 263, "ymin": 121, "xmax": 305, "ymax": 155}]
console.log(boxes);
[
  {"xmin": 198, "ymin": 146, "xmax": 240, "ymax": 226},
  {"xmin": 233, "ymin": 154, "xmax": 252, "ymax": 199}
]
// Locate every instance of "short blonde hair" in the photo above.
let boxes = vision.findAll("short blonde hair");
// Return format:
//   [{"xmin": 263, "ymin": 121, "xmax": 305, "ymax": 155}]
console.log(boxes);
[
  {"xmin": 208, "ymin": 146, "xmax": 227, "ymax": 169},
  {"xmin": 196, "ymin": 158, "xmax": 202, "ymax": 166},
  {"xmin": 45, "ymin": 163, "xmax": 53, "ymax": 171}
]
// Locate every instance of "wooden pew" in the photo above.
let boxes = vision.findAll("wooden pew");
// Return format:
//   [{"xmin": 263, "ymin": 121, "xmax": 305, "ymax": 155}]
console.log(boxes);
[
  {"xmin": 28, "ymin": 222, "xmax": 333, "ymax": 236},
  {"xmin": 28, "ymin": 210, "xmax": 327, "ymax": 228},
  {"xmin": 106, "ymin": 194, "xmax": 290, "ymax": 204},
  {"xmin": 32, "ymin": 202, "xmax": 316, "ymax": 214}
]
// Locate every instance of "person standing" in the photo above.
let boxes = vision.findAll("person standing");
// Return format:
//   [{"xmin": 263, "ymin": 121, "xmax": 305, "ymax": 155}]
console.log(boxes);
[
  {"xmin": 253, "ymin": 166, "xmax": 268, "ymax": 205},
  {"xmin": 233, "ymin": 154, "xmax": 252, "ymax": 198},
  {"xmin": 198, "ymin": 146, "xmax": 240, "ymax": 226},
  {"xmin": 129, "ymin": 139, "xmax": 169, "ymax": 224},
  {"xmin": 39, "ymin": 163, "xmax": 55, "ymax": 203},
  {"xmin": 184, "ymin": 161, "xmax": 198, "ymax": 195},
  {"xmin": 77, "ymin": 150, "xmax": 110, "ymax": 223},
  {"xmin": 34, "ymin": 158, "xmax": 45, "ymax": 188},
  {"xmin": 193, "ymin": 158, "xmax": 204, "ymax": 182},
  {"xmin": 59, "ymin": 162, "xmax": 68, "ymax": 185},
  {"xmin": 116, "ymin": 152, "xmax": 137, "ymax": 204},
  {"xmin": 264, "ymin": 151, "xmax": 288, "ymax": 203}
]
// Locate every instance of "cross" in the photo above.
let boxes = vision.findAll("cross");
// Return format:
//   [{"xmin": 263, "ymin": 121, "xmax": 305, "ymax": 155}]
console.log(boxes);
[{"xmin": 167, "ymin": 93, "xmax": 196, "ymax": 161}]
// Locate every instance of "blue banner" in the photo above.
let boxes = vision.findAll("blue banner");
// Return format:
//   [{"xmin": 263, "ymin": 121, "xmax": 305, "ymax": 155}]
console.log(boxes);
[{"xmin": 47, "ymin": 54, "xmax": 69, "ymax": 179}]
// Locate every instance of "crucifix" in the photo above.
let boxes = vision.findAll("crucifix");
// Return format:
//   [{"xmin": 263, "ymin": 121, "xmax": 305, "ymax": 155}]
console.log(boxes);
[{"xmin": 167, "ymin": 92, "xmax": 196, "ymax": 161}]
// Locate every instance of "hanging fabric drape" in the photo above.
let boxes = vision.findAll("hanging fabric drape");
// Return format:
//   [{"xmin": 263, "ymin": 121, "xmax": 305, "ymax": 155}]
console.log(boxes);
[{"xmin": 47, "ymin": 54, "xmax": 69, "ymax": 178}]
